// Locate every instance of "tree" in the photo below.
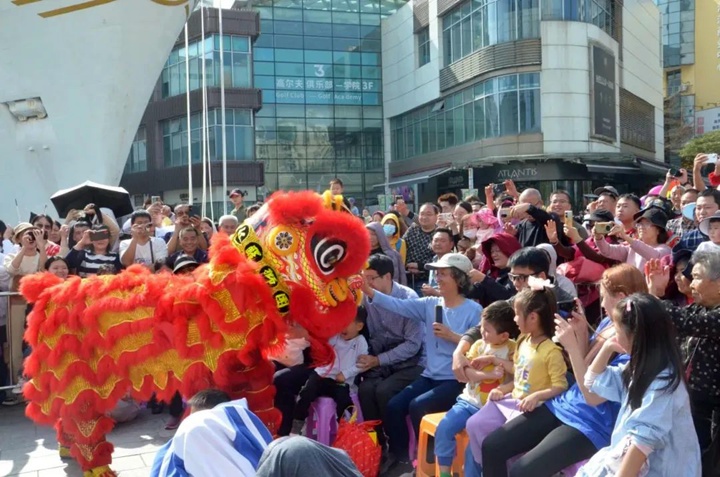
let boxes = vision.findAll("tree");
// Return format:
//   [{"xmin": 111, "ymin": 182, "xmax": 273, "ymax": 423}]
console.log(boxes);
[{"xmin": 680, "ymin": 130, "xmax": 720, "ymax": 169}]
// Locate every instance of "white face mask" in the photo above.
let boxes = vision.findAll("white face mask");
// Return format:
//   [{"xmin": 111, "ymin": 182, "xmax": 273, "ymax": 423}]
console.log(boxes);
[{"xmin": 463, "ymin": 229, "xmax": 477, "ymax": 239}]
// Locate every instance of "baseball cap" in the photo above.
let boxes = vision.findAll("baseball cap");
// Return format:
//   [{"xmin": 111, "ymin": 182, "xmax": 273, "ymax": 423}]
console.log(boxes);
[
  {"xmin": 228, "ymin": 189, "xmax": 244, "ymax": 198},
  {"xmin": 173, "ymin": 254, "xmax": 200, "ymax": 274},
  {"xmin": 633, "ymin": 207, "xmax": 669, "ymax": 231},
  {"xmin": 698, "ymin": 211, "xmax": 720, "ymax": 236},
  {"xmin": 424, "ymin": 253, "xmax": 473, "ymax": 274},
  {"xmin": 593, "ymin": 186, "xmax": 619, "ymax": 198},
  {"xmin": 587, "ymin": 209, "xmax": 615, "ymax": 223}
]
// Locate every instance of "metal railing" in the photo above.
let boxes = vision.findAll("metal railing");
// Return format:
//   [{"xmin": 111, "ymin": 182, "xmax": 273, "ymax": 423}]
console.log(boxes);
[{"xmin": 0, "ymin": 291, "xmax": 25, "ymax": 392}]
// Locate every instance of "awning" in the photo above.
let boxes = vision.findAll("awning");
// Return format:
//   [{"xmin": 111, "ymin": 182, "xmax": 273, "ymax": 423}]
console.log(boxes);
[
  {"xmin": 636, "ymin": 158, "xmax": 669, "ymax": 176},
  {"xmin": 586, "ymin": 163, "xmax": 639, "ymax": 174},
  {"xmin": 373, "ymin": 167, "xmax": 452, "ymax": 189}
]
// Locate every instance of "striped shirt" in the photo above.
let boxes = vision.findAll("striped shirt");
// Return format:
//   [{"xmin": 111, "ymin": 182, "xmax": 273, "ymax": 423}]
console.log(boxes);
[
  {"xmin": 151, "ymin": 398, "xmax": 273, "ymax": 477},
  {"xmin": 65, "ymin": 249, "xmax": 122, "ymax": 277}
]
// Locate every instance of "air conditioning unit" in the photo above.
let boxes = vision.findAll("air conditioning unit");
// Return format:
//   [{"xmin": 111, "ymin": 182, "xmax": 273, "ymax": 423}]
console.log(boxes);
[{"xmin": 680, "ymin": 83, "xmax": 690, "ymax": 92}]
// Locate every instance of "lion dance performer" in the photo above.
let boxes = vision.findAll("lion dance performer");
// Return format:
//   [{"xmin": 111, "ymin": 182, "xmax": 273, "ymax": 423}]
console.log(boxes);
[{"xmin": 19, "ymin": 190, "xmax": 369, "ymax": 477}]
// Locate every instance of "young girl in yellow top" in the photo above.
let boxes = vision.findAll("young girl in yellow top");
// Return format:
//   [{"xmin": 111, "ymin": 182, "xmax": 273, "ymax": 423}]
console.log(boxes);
[{"xmin": 464, "ymin": 279, "xmax": 568, "ymax": 476}]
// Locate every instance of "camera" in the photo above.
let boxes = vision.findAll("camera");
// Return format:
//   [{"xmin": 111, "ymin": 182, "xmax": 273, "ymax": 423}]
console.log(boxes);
[
  {"xmin": 669, "ymin": 168, "xmax": 683, "ymax": 178},
  {"xmin": 593, "ymin": 222, "xmax": 613, "ymax": 235},
  {"xmin": 493, "ymin": 184, "xmax": 506, "ymax": 196}
]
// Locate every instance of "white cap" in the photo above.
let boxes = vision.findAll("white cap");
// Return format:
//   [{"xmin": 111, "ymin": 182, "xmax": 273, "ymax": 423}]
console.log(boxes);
[{"xmin": 424, "ymin": 253, "xmax": 473, "ymax": 274}]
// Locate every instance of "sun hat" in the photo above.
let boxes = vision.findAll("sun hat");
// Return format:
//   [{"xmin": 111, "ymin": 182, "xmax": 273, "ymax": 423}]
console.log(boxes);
[
  {"xmin": 633, "ymin": 207, "xmax": 669, "ymax": 231},
  {"xmin": 12, "ymin": 222, "xmax": 37, "ymax": 243},
  {"xmin": 424, "ymin": 253, "xmax": 473, "ymax": 274},
  {"xmin": 698, "ymin": 211, "xmax": 720, "ymax": 237},
  {"xmin": 173, "ymin": 254, "xmax": 200, "ymax": 274}
]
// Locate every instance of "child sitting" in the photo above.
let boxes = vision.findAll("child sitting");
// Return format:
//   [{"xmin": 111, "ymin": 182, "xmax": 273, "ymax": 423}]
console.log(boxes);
[
  {"xmin": 291, "ymin": 306, "xmax": 369, "ymax": 435},
  {"xmin": 465, "ymin": 279, "xmax": 569, "ymax": 476},
  {"xmin": 435, "ymin": 301, "xmax": 519, "ymax": 477},
  {"xmin": 697, "ymin": 211, "xmax": 720, "ymax": 253}
]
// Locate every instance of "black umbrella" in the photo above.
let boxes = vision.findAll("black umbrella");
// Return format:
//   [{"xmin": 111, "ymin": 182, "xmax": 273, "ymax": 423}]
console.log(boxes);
[{"xmin": 50, "ymin": 181, "xmax": 134, "ymax": 217}]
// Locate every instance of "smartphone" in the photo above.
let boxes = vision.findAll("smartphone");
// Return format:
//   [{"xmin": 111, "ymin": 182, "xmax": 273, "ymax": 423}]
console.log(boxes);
[
  {"xmin": 594, "ymin": 222, "xmax": 613, "ymax": 235},
  {"xmin": 557, "ymin": 300, "xmax": 577, "ymax": 319},
  {"xmin": 434, "ymin": 305, "xmax": 443, "ymax": 324},
  {"xmin": 669, "ymin": 168, "xmax": 683, "ymax": 178},
  {"xmin": 499, "ymin": 207, "xmax": 512, "ymax": 219},
  {"xmin": 90, "ymin": 230, "xmax": 110, "ymax": 242},
  {"xmin": 707, "ymin": 153, "xmax": 719, "ymax": 164},
  {"xmin": 188, "ymin": 205, "xmax": 200, "ymax": 219},
  {"xmin": 151, "ymin": 195, "xmax": 162, "ymax": 204},
  {"xmin": 493, "ymin": 183, "xmax": 506, "ymax": 196},
  {"xmin": 439, "ymin": 212, "xmax": 453, "ymax": 222},
  {"xmin": 564, "ymin": 210, "xmax": 574, "ymax": 228}
]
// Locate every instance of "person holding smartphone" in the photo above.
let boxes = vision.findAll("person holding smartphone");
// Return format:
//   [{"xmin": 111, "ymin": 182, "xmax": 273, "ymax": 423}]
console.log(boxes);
[
  {"xmin": 65, "ymin": 224, "xmax": 122, "ymax": 277},
  {"xmin": 164, "ymin": 204, "xmax": 209, "ymax": 255},
  {"xmin": 3, "ymin": 223, "xmax": 47, "ymax": 290},
  {"xmin": 119, "ymin": 211, "xmax": 168, "ymax": 269}
]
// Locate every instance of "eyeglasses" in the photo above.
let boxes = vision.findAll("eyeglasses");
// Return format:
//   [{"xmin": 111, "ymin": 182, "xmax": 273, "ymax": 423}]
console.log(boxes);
[
  {"xmin": 508, "ymin": 272, "xmax": 537, "ymax": 282},
  {"xmin": 364, "ymin": 274, "xmax": 382, "ymax": 281}
]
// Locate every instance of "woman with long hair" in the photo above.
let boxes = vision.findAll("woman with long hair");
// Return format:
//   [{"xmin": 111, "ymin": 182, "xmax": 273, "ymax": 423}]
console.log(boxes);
[
  {"xmin": 577, "ymin": 293, "xmax": 700, "ymax": 476},
  {"xmin": 481, "ymin": 264, "xmax": 648, "ymax": 477}
]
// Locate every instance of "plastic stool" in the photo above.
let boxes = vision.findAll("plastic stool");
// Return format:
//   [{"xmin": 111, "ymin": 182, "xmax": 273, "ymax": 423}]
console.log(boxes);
[
  {"xmin": 407, "ymin": 415, "xmax": 417, "ymax": 461},
  {"xmin": 416, "ymin": 412, "xmax": 467, "ymax": 477},
  {"xmin": 304, "ymin": 393, "xmax": 363, "ymax": 445},
  {"xmin": 305, "ymin": 397, "xmax": 338, "ymax": 445}
]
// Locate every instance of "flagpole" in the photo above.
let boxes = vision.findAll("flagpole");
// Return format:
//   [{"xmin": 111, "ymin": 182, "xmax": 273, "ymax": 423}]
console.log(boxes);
[
  {"xmin": 184, "ymin": 23, "xmax": 193, "ymax": 207},
  {"xmin": 219, "ymin": 2, "xmax": 228, "ymax": 215}
]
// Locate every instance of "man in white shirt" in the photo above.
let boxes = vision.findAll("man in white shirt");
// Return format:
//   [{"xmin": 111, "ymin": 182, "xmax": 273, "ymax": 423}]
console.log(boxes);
[{"xmin": 120, "ymin": 211, "xmax": 168, "ymax": 269}]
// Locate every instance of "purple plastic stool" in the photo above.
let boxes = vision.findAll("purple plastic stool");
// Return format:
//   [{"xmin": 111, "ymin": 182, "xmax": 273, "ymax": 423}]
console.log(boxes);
[
  {"xmin": 304, "ymin": 393, "xmax": 363, "ymax": 445},
  {"xmin": 407, "ymin": 415, "xmax": 417, "ymax": 461}
]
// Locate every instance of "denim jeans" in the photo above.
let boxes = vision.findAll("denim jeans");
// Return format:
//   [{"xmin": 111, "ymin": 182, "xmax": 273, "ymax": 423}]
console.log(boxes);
[
  {"xmin": 385, "ymin": 376, "xmax": 463, "ymax": 461},
  {"xmin": 434, "ymin": 397, "xmax": 480, "ymax": 466}
]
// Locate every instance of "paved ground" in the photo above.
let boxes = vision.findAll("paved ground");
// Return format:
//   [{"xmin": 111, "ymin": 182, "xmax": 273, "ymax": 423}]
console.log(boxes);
[{"xmin": 0, "ymin": 404, "xmax": 175, "ymax": 477}]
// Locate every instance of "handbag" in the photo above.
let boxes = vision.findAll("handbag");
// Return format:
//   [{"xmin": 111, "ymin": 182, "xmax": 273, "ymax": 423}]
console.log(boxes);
[{"xmin": 332, "ymin": 407, "xmax": 382, "ymax": 477}]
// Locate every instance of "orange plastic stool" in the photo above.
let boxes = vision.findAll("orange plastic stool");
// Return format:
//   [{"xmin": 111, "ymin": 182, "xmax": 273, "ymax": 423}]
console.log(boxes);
[{"xmin": 417, "ymin": 412, "xmax": 470, "ymax": 477}]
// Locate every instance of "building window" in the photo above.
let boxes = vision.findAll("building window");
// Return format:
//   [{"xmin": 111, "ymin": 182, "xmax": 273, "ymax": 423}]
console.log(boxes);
[
  {"xmin": 442, "ymin": 0, "xmax": 540, "ymax": 67},
  {"xmin": 655, "ymin": 0, "xmax": 694, "ymax": 67},
  {"xmin": 417, "ymin": 28, "xmax": 430, "ymax": 67},
  {"xmin": 162, "ymin": 109, "xmax": 254, "ymax": 167},
  {"xmin": 666, "ymin": 71, "xmax": 682, "ymax": 96},
  {"xmin": 161, "ymin": 35, "xmax": 251, "ymax": 99},
  {"xmin": 390, "ymin": 72, "xmax": 540, "ymax": 161},
  {"xmin": 125, "ymin": 128, "xmax": 147, "ymax": 173},
  {"xmin": 540, "ymin": 0, "xmax": 614, "ymax": 37}
]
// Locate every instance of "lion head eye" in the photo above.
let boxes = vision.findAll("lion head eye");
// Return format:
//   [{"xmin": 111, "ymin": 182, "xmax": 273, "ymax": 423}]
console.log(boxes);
[{"xmin": 310, "ymin": 236, "xmax": 346, "ymax": 275}]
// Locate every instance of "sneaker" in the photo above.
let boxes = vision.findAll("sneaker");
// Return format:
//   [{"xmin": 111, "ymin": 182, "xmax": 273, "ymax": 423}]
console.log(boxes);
[
  {"xmin": 2, "ymin": 395, "xmax": 22, "ymax": 406},
  {"xmin": 12, "ymin": 377, "xmax": 27, "ymax": 395},
  {"xmin": 164, "ymin": 416, "xmax": 182, "ymax": 430}
]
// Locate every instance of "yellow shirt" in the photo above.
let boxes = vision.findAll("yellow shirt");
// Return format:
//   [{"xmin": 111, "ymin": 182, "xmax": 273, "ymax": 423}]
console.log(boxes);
[
  {"xmin": 460, "ymin": 339, "xmax": 517, "ymax": 407},
  {"xmin": 512, "ymin": 335, "xmax": 568, "ymax": 400}
]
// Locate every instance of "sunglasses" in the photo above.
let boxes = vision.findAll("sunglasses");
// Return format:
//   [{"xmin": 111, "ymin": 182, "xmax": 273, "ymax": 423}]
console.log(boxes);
[{"xmin": 508, "ymin": 272, "xmax": 538, "ymax": 282}]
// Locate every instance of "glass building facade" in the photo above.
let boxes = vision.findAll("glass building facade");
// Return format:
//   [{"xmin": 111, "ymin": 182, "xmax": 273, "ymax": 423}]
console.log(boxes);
[
  {"xmin": 162, "ymin": 109, "xmax": 254, "ymax": 167},
  {"xmin": 390, "ymin": 73, "xmax": 540, "ymax": 161},
  {"xmin": 656, "ymin": 0, "xmax": 694, "ymax": 67},
  {"xmin": 161, "ymin": 34, "xmax": 252, "ymax": 98},
  {"xmin": 253, "ymin": 0, "xmax": 406, "ymax": 203}
]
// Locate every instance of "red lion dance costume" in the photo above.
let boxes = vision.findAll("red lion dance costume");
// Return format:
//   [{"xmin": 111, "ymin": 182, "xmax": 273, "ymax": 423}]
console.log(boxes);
[{"xmin": 19, "ymin": 190, "xmax": 370, "ymax": 477}]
